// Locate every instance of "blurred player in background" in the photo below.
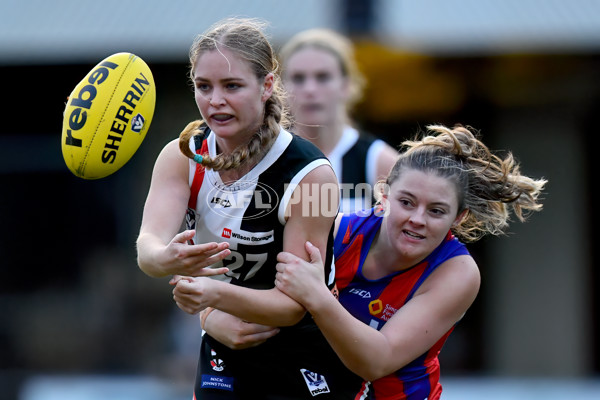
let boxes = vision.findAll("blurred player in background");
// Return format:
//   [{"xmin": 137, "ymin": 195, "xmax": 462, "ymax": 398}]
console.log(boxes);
[{"xmin": 279, "ymin": 28, "xmax": 398, "ymax": 213}]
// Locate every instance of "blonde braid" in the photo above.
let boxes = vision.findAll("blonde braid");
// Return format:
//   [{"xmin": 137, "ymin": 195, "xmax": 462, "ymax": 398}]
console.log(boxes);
[{"xmin": 178, "ymin": 120, "xmax": 204, "ymax": 161}]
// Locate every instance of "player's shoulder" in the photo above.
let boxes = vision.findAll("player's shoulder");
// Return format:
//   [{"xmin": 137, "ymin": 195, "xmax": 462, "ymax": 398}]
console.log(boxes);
[
  {"xmin": 289, "ymin": 131, "xmax": 326, "ymax": 157},
  {"xmin": 154, "ymin": 138, "xmax": 189, "ymax": 177}
]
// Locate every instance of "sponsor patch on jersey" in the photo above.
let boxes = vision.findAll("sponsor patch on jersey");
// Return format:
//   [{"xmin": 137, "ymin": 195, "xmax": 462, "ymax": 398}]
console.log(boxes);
[
  {"xmin": 230, "ymin": 230, "xmax": 273, "ymax": 244},
  {"xmin": 200, "ymin": 375, "xmax": 234, "ymax": 391},
  {"xmin": 380, "ymin": 303, "xmax": 399, "ymax": 321},
  {"xmin": 220, "ymin": 227, "xmax": 274, "ymax": 244},
  {"xmin": 368, "ymin": 299, "xmax": 398, "ymax": 322},
  {"xmin": 300, "ymin": 368, "xmax": 331, "ymax": 396},
  {"xmin": 369, "ymin": 299, "xmax": 383, "ymax": 315}
]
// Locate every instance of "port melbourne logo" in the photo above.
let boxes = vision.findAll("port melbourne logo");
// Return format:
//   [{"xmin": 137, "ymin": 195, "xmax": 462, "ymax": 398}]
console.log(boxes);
[{"xmin": 206, "ymin": 179, "xmax": 279, "ymax": 220}]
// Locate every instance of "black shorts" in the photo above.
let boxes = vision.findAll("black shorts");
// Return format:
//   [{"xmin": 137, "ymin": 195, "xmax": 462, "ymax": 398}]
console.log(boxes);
[{"xmin": 193, "ymin": 318, "xmax": 364, "ymax": 399}]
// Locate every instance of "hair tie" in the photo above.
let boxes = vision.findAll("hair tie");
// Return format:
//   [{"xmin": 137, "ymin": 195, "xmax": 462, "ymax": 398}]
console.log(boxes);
[{"xmin": 194, "ymin": 154, "xmax": 203, "ymax": 164}]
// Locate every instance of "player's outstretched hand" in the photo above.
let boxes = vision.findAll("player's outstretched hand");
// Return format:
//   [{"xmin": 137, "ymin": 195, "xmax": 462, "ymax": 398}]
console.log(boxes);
[{"xmin": 160, "ymin": 230, "xmax": 230, "ymax": 277}]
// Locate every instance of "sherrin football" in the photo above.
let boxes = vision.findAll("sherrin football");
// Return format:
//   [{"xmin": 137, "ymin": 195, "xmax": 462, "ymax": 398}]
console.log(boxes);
[{"xmin": 61, "ymin": 52, "xmax": 156, "ymax": 179}]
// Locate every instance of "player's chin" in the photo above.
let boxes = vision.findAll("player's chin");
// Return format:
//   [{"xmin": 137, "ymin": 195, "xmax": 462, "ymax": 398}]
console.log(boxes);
[{"xmin": 298, "ymin": 114, "xmax": 328, "ymax": 128}]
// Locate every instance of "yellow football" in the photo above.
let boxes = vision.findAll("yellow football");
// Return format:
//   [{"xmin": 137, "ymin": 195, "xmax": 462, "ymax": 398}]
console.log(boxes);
[{"xmin": 61, "ymin": 52, "xmax": 156, "ymax": 179}]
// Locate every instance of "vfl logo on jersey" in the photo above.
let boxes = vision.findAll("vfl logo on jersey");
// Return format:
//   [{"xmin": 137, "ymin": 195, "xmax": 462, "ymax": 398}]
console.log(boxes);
[
  {"xmin": 222, "ymin": 228, "xmax": 232, "ymax": 238},
  {"xmin": 300, "ymin": 369, "xmax": 330, "ymax": 396},
  {"xmin": 206, "ymin": 179, "xmax": 279, "ymax": 220},
  {"xmin": 210, "ymin": 349, "xmax": 225, "ymax": 372}
]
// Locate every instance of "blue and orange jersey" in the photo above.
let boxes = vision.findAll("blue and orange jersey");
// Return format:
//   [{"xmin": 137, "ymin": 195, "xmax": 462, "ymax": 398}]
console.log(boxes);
[{"xmin": 333, "ymin": 208, "xmax": 470, "ymax": 400}]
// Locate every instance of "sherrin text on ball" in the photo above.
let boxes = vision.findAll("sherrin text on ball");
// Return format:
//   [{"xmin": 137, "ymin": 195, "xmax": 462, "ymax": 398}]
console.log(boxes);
[{"xmin": 61, "ymin": 52, "xmax": 156, "ymax": 179}]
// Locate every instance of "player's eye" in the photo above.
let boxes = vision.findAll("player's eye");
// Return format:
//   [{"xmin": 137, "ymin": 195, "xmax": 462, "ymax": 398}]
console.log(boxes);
[
  {"xmin": 290, "ymin": 74, "xmax": 305, "ymax": 85},
  {"xmin": 316, "ymin": 72, "xmax": 331, "ymax": 83}
]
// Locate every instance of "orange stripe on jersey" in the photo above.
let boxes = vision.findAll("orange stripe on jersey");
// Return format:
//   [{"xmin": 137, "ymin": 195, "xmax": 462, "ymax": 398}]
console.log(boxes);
[
  {"xmin": 372, "ymin": 374, "xmax": 405, "ymax": 399},
  {"xmin": 335, "ymin": 233, "xmax": 364, "ymax": 290},
  {"xmin": 374, "ymin": 262, "xmax": 430, "ymax": 319},
  {"xmin": 426, "ymin": 360, "xmax": 442, "ymax": 400},
  {"xmin": 342, "ymin": 221, "xmax": 352, "ymax": 244}
]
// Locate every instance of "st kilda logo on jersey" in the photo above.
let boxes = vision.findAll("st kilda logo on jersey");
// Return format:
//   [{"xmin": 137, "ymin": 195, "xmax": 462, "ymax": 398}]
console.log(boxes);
[
  {"xmin": 206, "ymin": 179, "xmax": 279, "ymax": 220},
  {"xmin": 210, "ymin": 349, "xmax": 225, "ymax": 372}
]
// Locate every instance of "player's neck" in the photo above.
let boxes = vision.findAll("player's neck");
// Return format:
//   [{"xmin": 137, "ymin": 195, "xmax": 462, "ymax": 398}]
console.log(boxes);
[
  {"xmin": 218, "ymin": 160, "xmax": 257, "ymax": 184},
  {"xmin": 364, "ymin": 228, "xmax": 415, "ymax": 278},
  {"xmin": 296, "ymin": 121, "xmax": 345, "ymax": 156}
]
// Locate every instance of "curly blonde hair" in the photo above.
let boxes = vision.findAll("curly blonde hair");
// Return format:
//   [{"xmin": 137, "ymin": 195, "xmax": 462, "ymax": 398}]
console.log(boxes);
[
  {"xmin": 378, "ymin": 124, "xmax": 547, "ymax": 242},
  {"xmin": 178, "ymin": 18, "xmax": 290, "ymax": 171}
]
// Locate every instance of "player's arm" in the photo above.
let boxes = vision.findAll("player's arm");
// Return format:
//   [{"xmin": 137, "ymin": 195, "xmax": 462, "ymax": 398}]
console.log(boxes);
[
  {"xmin": 276, "ymin": 245, "xmax": 480, "ymax": 381},
  {"xmin": 281, "ymin": 163, "xmax": 339, "ymax": 281},
  {"xmin": 137, "ymin": 139, "xmax": 230, "ymax": 278},
  {"xmin": 173, "ymin": 164, "xmax": 339, "ymax": 326}
]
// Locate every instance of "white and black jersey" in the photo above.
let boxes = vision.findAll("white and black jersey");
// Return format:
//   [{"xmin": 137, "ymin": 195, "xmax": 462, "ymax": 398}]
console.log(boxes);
[
  {"xmin": 328, "ymin": 126, "xmax": 388, "ymax": 214},
  {"xmin": 185, "ymin": 127, "xmax": 335, "ymax": 290},
  {"xmin": 187, "ymin": 127, "xmax": 363, "ymax": 399}
]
